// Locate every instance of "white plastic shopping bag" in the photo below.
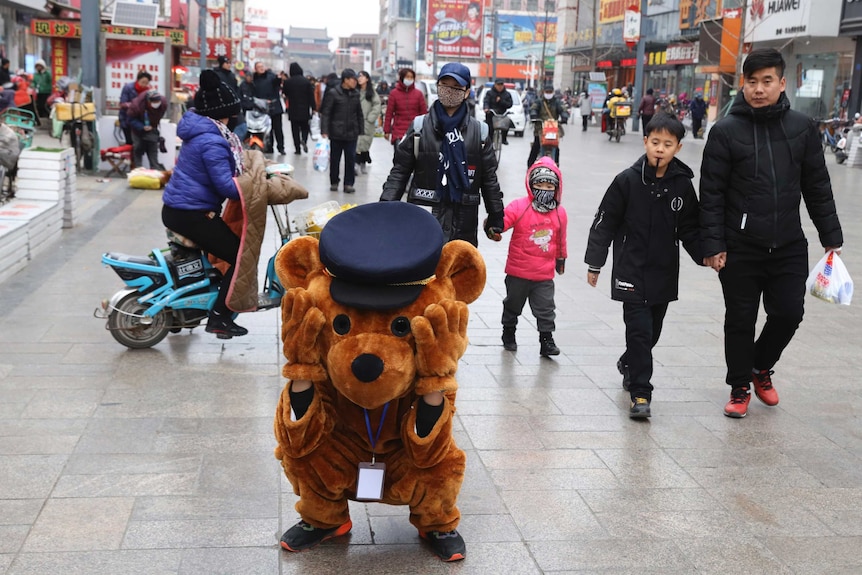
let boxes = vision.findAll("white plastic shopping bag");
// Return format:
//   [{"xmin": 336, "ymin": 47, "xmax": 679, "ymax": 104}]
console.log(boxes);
[
  {"xmin": 805, "ymin": 250, "xmax": 853, "ymax": 305},
  {"xmin": 313, "ymin": 138, "xmax": 330, "ymax": 172},
  {"xmin": 310, "ymin": 112, "xmax": 321, "ymax": 141}
]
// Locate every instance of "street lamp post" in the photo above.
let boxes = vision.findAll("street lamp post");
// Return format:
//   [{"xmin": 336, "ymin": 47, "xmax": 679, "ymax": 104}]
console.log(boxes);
[
  {"xmin": 540, "ymin": 0, "xmax": 552, "ymax": 84},
  {"xmin": 631, "ymin": 0, "xmax": 647, "ymax": 133},
  {"xmin": 491, "ymin": 10, "xmax": 498, "ymax": 81}
]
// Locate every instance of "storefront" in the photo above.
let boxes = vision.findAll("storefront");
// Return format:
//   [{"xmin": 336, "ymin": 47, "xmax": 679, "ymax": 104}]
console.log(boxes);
[
  {"xmin": 745, "ymin": 0, "xmax": 854, "ymax": 119},
  {"xmin": 839, "ymin": 0, "xmax": 862, "ymax": 116},
  {"xmin": 1, "ymin": 0, "xmax": 49, "ymax": 71}
]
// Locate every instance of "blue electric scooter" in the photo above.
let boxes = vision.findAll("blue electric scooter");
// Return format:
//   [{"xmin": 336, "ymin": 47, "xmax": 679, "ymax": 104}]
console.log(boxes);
[{"xmin": 95, "ymin": 167, "xmax": 300, "ymax": 349}]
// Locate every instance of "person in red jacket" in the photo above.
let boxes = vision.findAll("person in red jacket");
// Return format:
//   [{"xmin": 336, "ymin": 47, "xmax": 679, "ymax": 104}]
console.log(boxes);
[{"xmin": 383, "ymin": 68, "xmax": 427, "ymax": 157}]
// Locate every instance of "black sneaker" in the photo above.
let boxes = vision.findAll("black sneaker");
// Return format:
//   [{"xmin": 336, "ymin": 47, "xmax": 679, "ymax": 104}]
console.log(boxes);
[
  {"xmin": 302, "ymin": 142, "xmax": 309, "ymax": 153},
  {"xmin": 330, "ymin": 184, "xmax": 338, "ymax": 192},
  {"xmin": 420, "ymin": 529, "xmax": 466, "ymax": 561},
  {"xmin": 280, "ymin": 519, "xmax": 352, "ymax": 552},
  {"xmin": 617, "ymin": 358, "xmax": 631, "ymax": 391},
  {"xmin": 502, "ymin": 327, "xmax": 517, "ymax": 351},
  {"xmin": 205, "ymin": 314, "xmax": 248, "ymax": 339},
  {"xmin": 539, "ymin": 332, "xmax": 560, "ymax": 357},
  {"xmin": 630, "ymin": 397, "xmax": 651, "ymax": 419}
]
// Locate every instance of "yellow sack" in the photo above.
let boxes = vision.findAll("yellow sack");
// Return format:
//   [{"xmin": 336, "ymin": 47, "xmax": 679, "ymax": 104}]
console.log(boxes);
[{"xmin": 127, "ymin": 167, "xmax": 168, "ymax": 190}]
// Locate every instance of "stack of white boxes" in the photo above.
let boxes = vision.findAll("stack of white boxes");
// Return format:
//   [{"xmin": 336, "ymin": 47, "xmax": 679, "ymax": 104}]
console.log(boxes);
[
  {"xmin": 0, "ymin": 147, "xmax": 71, "ymax": 280},
  {"xmin": 15, "ymin": 147, "xmax": 77, "ymax": 227}
]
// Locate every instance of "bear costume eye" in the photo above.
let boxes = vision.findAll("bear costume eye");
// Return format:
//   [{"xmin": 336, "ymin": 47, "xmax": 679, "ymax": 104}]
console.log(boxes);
[
  {"xmin": 333, "ymin": 314, "xmax": 351, "ymax": 335},
  {"xmin": 390, "ymin": 316, "xmax": 411, "ymax": 337}
]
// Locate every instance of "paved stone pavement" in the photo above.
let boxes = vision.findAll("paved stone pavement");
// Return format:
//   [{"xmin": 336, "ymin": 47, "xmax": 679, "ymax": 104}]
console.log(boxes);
[{"xmin": 1, "ymin": 120, "xmax": 861, "ymax": 574}]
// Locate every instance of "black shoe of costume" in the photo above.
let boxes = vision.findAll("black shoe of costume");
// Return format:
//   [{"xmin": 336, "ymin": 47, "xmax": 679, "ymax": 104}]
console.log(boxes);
[
  {"xmin": 539, "ymin": 332, "xmax": 560, "ymax": 357},
  {"xmin": 630, "ymin": 397, "xmax": 651, "ymax": 419},
  {"xmin": 502, "ymin": 326, "xmax": 517, "ymax": 351},
  {"xmin": 420, "ymin": 529, "xmax": 466, "ymax": 562},
  {"xmin": 280, "ymin": 519, "xmax": 353, "ymax": 552},
  {"xmin": 617, "ymin": 358, "xmax": 631, "ymax": 392},
  {"xmin": 205, "ymin": 313, "xmax": 248, "ymax": 339}
]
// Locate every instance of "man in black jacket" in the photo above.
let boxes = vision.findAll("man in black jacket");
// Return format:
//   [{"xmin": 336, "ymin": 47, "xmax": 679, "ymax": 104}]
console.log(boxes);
[
  {"xmin": 320, "ymin": 68, "xmax": 364, "ymax": 193},
  {"xmin": 380, "ymin": 62, "xmax": 504, "ymax": 248},
  {"xmin": 483, "ymin": 79, "xmax": 513, "ymax": 145},
  {"xmin": 282, "ymin": 62, "xmax": 315, "ymax": 155},
  {"xmin": 700, "ymin": 48, "xmax": 843, "ymax": 419},
  {"xmin": 252, "ymin": 61, "xmax": 284, "ymax": 154}
]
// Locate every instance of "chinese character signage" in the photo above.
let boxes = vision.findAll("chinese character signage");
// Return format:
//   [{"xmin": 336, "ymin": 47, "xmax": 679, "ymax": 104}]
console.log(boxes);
[
  {"xmin": 746, "ymin": 0, "xmax": 839, "ymax": 42},
  {"xmin": 666, "ymin": 41, "xmax": 699, "ymax": 64},
  {"xmin": 494, "ymin": 11, "xmax": 557, "ymax": 61},
  {"xmin": 181, "ymin": 39, "xmax": 232, "ymax": 60},
  {"xmin": 426, "ymin": 0, "xmax": 485, "ymax": 59},
  {"xmin": 50, "ymin": 38, "xmax": 67, "ymax": 80},
  {"xmin": 30, "ymin": 20, "xmax": 187, "ymax": 45},
  {"xmin": 600, "ymin": 0, "xmax": 629, "ymax": 24}
]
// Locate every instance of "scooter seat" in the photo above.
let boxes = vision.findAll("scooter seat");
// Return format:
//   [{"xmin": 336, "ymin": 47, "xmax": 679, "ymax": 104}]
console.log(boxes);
[
  {"xmin": 166, "ymin": 228, "xmax": 199, "ymax": 249},
  {"xmin": 104, "ymin": 252, "xmax": 155, "ymax": 266}
]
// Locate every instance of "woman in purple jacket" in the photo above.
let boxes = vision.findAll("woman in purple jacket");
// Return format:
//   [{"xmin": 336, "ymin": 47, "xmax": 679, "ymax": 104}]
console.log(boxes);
[{"xmin": 161, "ymin": 70, "xmax": 246, "ymax": 338}]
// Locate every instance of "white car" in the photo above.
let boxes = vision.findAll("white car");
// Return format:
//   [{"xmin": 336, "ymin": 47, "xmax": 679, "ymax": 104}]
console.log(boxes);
[
  {"xmin": 474, "ymin": 85, "xmax": 527, "ymax": 137},
  {"xmin": 414, "ymin": 79, "xmax": 438, "ymax": 109}
]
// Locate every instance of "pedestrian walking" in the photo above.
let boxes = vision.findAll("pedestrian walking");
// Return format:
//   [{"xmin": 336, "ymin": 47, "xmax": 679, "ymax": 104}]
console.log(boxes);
[
  {"xmin": 689, "ymin": 92, "xmax": 707, "ymax": 138},
  {"xmin": 252, "ymin": 61, "xmax": 284, "ymax": 155},
  {"xmin": 355, "ymin": 70, "xmax": 381, "ymax": 174},
  {"xmin": 127, "ymin": 89, "xmax": 168, "ymax": 170},
  {"xmin": 699, "ymin": 48, "xmax": 843, "ymax": 418},
  {"xmin": 579, "ymin": 91, "xmax": 592, "ymax": 131},
  {"xmin": 499, "ymin": 157, "xmax": 568, "ymax": 357},
  {"xmin": 383, "ymin": 68, "xmax": 427, "ymax": 156},
  {"xmin": 381, "ymin": 62, "xmax": 504, "ymax": 247},
  {"xmin": 319, "ymin": 68, "xmax": 364, "ymax": 193},
  {"xmin": 585, "ymin": 113, "xmax": 703, "ymax": 418},
  {"xmin": 282, "ymin": 62, "xmax": 315, "ymax": 155}
]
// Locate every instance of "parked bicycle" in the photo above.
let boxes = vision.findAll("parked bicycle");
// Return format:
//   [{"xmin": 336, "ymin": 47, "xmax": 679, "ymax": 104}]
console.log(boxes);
[{"xmin": 0, "ymin": 106, "xmax": 36, "ymax": 202}]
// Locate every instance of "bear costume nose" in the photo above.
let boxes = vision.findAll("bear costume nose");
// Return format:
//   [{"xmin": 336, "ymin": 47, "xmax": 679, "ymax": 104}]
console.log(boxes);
[{"xmin": 352, "ymin": 354, "xmax": 384, "ymax": 382}]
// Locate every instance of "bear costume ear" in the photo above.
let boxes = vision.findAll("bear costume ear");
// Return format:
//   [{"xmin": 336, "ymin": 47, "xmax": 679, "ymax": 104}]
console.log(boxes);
[
  {"xmin": 435, "ymin": 240, "xmax": 486, "ymax": 304},
  {"xmin": 275, "ymin": 235, "xmax": 325, "ymax": 290}
]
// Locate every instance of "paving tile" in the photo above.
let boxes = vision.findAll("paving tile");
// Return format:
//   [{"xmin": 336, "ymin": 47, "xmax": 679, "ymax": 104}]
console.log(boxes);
[
  {"xmin": 179, "ymin": 547, "xmax": 277, "ymax": 575},
  {"xmin": 761, "ymin": 536, "xmax": 862, "ymax": 572},
  {"xmin": 500, "ymin": 490, "xmax": 607, "ymax": 541},
  {"xmin": 134, "ymin": 493, "xmax": 278, "ymax": 521},
  {"xmin": 673, "ymin": 537, "xmax": 793, "ymax": 575},
  {"xmin": 593, "ymin": 448, "xmax": 701, "ymax": 489},
  {"xmin": 529, "ymin": 538, "xmax": 695, "ymax": 572},
  {"xmin": 578, "ymin": 488, "xmax": 719, "ymax": 514},
  {"xmin": 22, "ymin": 498, "xmax": 135, "ymax": 552},
  {"xmin": 0, "ymin": 455, "xmax": 67, "ymax": 498},
  {"xmin": 6, "ymin": 550, "xmax": 181, "ymax": 575},
  {"xmin": 121, "ymin": 518, "xmax": 276, "ymax": 549},
  {"xmin": 0, "ymin": 527, "xmax": 28, "ymax": 554}
]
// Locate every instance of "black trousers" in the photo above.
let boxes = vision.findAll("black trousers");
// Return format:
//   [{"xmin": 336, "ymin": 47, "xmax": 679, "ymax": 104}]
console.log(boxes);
[
  {"xmin": 329, "ymin": 138, "xmax": 357, "ymax": 186},
  {"xmin": 290, "ymin": 119, "xmax": 310, "ymax": 152},
  {"xmin": 640, "ymin": 114, "xmax": 653, "ymax": 134},
  {"xmin": 270, "ymin": 113, "xmax": 285, "ymax": 153},
  {"xmin": 621, "ymin": 301, "xmax": 669, "ymax": 401},
  {"xmin": 692, "ymin": 116, "xmax": 703, "ymax": 138},
  {"xmin": 162, "ymin": 205, "xmax": 240, "ymax": 316},
  {"xmin": 581, "ymin": 114, "xmax": 589, "ymax": 130},
  {"xmin": 719, "ymin": 241, "xmax": 807, "ymax": 389},
  {"xmin": 36, "ymin": 93, "xmax": 50, "ymax": 118},
  {"xmin": 502, "ymin": 275, "xmax": 556, "ymax": 333},
  {"xmin": 131, "ymin": 131, "xmax": 163, "ymax": 170}
]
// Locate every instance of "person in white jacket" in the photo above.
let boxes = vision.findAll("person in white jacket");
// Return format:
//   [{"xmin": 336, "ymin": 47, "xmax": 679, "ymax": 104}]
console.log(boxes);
[{"xmin": 579, "ymin": 93, "xmax": 592, "ymax": 131}]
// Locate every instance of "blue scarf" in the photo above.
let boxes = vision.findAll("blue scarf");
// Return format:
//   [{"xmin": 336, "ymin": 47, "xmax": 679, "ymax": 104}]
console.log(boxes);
[{"xmin": 434, "ymin": 101, "xmax": 470, "ymax": 203}]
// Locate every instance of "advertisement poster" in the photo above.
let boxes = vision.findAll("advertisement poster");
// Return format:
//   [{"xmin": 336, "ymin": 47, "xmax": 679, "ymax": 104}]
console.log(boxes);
[
  {"xmin": 105, "ymin": 40, "xmax": 164, "ymax": 108},
  {"xmin": 426, "ymin": 0, "xmax": 485, "ymax": 58},
  {"xmin": 495, "ymin": 11, "xmax": 557, "ymax": 61}
]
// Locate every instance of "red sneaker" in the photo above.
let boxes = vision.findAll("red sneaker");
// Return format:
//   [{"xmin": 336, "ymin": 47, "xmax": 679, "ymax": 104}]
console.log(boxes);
[
  {"xmin": 724, "ymin": 387, "xmax": 751, "ymax": 418},
  {"xmin": 752, "ymin": 369, "xmax": 779, "ymax": 406}
]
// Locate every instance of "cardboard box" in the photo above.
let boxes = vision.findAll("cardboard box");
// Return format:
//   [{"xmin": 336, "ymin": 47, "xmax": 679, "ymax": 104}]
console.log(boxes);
[{"xmin": 54, "ymin": 102, "xmax": 97, "ymax": 122}]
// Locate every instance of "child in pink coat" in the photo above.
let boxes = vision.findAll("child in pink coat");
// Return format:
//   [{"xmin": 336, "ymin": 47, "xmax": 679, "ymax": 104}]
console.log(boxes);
[{"xmin": 499, "ymin": 157, "xmax": 568, "ymax": 356}]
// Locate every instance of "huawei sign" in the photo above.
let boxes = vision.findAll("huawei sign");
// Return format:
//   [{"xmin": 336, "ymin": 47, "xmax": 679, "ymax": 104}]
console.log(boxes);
[{"xmin": 750, "ymin": 0, "xmax": 765, "ymax": 20}]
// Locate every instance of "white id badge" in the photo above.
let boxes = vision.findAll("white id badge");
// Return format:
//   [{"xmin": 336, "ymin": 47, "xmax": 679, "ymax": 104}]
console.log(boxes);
[{"xmin": 356, "ymin": 462, "xmax": 386, "ymax": 501}]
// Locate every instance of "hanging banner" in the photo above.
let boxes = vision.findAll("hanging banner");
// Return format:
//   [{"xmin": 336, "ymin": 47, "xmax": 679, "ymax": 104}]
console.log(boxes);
[
  {"xmin": 30, "ymin": 20, "xmax": 187, "ymax": 45},
  {"xmin": 623, "ymin": 5, "xmax": 641, "ymax": 47},
  {"xmin": 426, "ymin": 0, "xmax": 484, "ymax": 59},
  {"xmin": 50, "ymin": 38, "xmax": 67, "ymax": 80}
]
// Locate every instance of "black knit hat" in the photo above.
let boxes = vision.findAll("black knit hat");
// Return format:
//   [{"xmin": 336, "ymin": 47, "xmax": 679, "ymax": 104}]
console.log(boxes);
[
  {"xmin": 341, "ymin": 68, "xmax": 357, "ymax": 81},
  {"xmin": 194, "ymin": 69, "xmax": 241, "ymax": 119}
]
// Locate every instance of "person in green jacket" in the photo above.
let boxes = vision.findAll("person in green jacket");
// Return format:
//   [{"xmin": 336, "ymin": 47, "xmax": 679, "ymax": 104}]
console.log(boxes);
[{"xmin": 33, "ymin": 59, "xmax": 52, "ymax": 119}]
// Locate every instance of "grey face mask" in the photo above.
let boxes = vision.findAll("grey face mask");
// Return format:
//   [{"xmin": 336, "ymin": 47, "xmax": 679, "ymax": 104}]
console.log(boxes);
[{"xmin": 531, "ymin": 187, "xmax": 557, "ymax": 212}]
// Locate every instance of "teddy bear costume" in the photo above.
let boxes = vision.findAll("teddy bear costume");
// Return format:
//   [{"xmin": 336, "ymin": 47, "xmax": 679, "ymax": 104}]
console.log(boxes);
[{"xmin": 273, "ymin": 202, "xmax": 486, "ymax": 561}]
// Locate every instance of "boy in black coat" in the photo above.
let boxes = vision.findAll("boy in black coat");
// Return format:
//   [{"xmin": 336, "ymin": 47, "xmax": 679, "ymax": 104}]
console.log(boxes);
[{"xmin": 585, "ymin": 113, "xmax": 702, "ymax": 419}]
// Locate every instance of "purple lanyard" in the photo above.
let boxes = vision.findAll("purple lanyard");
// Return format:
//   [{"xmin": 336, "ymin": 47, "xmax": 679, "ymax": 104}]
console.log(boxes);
[{"xmin": 363, "ymin": 402, "xmax": 390, "ymax": 463}]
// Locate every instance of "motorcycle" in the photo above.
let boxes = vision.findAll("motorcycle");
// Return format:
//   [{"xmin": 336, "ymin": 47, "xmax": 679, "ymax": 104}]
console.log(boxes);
[
  {"xmin": 95, "ymin": 169, "xmax": 298, "ymax": 349},
  {"xmin": 245, "ymin": 97, "xmax": 272, "ymax": 152}
]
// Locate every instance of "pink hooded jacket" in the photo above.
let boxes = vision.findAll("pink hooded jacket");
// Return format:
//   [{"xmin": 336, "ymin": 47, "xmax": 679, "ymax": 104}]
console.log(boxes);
[{"xmin": 502, "ymin": 157, "xmax": 568, "ymax": 281}]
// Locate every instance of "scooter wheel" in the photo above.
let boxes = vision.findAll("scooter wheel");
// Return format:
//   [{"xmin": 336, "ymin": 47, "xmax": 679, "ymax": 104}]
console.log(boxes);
[{"xmin": 107, "ymin": 292, "xmax": 172, "ymax": 349}]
